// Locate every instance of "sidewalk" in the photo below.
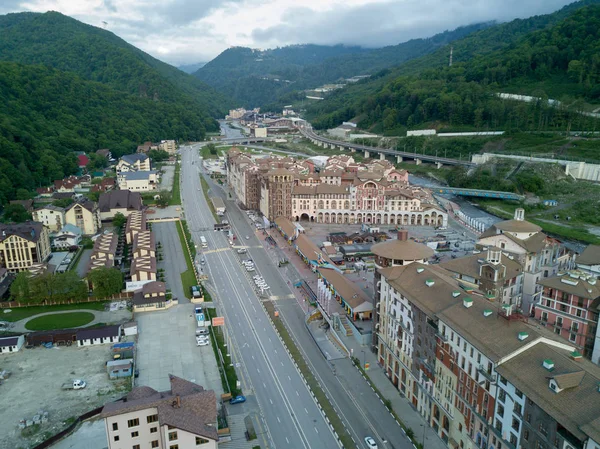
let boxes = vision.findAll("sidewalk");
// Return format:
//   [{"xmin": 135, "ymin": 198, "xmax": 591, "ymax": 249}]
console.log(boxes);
[
  {"xmin": 340, "ymin": 330, "xmax": 446, "ymax": 449},
  {"xmin": 264, "ymin": 227, "xmax": 447, "ymax": 449}
]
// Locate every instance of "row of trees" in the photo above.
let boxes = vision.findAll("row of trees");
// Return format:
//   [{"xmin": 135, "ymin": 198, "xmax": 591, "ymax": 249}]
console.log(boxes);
[{"xmin": 9, "ymin": 266, "xmax": 123, "ymax": 304}]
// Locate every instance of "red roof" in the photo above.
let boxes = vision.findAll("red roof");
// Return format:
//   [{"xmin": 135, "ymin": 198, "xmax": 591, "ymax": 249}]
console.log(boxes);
[{"xmin": 77, "ymin": 154, "xmax": 89, "ymax": 167}]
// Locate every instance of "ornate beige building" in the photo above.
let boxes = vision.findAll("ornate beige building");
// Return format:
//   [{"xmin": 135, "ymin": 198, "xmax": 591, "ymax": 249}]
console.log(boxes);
[
  {"xmin": 0, "ymin": 222, "xmax": 51, "ymax": 272},
  {"xmin": 227, "ymin": 148, "xmax": 447, "ymax": 226}
]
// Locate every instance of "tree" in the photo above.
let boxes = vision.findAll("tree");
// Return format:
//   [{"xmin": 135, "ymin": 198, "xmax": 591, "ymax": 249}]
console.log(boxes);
[
  {"xmin": 10, "ymin": 272, "xmax": 31, "ymax": 302},
  {"xmin": 81, "ymin": 236, "xmax": 94, "ymax": 249},
  {"xmin": 156, "ymin": 191, "xmax": 171, "ymax": 208},
  {"xmin": 2, "ymin": 204, "xmax": 32, "ymax": 223},
  {"xmin": 148, "ymin": 149, "xmax": 170, "ymax": 162},
  {"xmin": 112, "ymin": 212, "xmax": 126, "ymax": 229},
  {"xmin": 53, "ymin": 198, "xmax": 74, "ymax": 208},
  {"xmin": 87, "ymin": 267, "xmax": 124, "ymax": 298},
  {"xmin": 16, "ymin": 189, "xmax": 33, "ymax": 200},
  {"xmin": 205, "ymin": 143, "xmax": 218, "ymax": 155}
]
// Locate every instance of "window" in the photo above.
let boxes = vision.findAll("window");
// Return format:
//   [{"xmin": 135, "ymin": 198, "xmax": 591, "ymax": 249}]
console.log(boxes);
[
  {"xmin": 133, "ymin": 445, "xmax": 140, "ymax": 449},
  {"xmin": 169, "ymin": 431, "xmax": 178, "ymax": 441},
  {"xmin": 196, "ymin": 437, "xmax": 210, "ymax": 445},
  {"xmin": 127, "ymin": 418, "xmax": 139, "ymax": 428},
  {"xmin": 515, "ymin": 388, "xmax": 523, "ymax": 399},
  {"xmin": 131, "ymin": 431, "xmax": 139, "ymax": 438},
  {"xmin": 498, "ymin": 389, "xmax": 506, "ymax": 403},
  {"xmin": 150, "ymin": 427, "xmax": 158, "ymax": 433},
  {"xmin": 500, "ymin": 375, "xmax": 507, "ymax": 385},
  {"xmin": 526, "ymin": 414, "xmax": 531, "ymax": 423},
  {"xmin": 459, "ymin": 424, "xmax": 463, "ymax": 432},
  {"xmin": 152, "ymin": 442, "xmax": 159, "ymax": 448},
  {"xmin": 113, "ymin": 436, "xmax": 120, "ymax": 442},
  {"xmin": 514, "ymin": 403, "xmax": 522, "ymax": 416},
  {"xmin": 512, "ymin": 417, "xmax": 520, "ymax": 432},
  {"xmin": 523, "ymin": 430, "xmax": 529, "ymax": 441},
  {"xmin": 498, "ymin": 404, "xmax": 505, "ymax": 417},
  {"xmin": 510, "ymin": 434, "xmax": 518, "ymax": 447},
  {"xmin": 147, "ymin": 414, "xmax": 158, "ymax": 424},
  {"xmin": 170, "ymin": 446, "xmax": 179, "ymax": 449},
  {"xmin": 112, "ymin": 423, "xmax": 118, "ymax": 431}
]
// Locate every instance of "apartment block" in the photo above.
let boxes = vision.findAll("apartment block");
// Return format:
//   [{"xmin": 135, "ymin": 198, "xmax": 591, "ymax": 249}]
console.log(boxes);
[
  {"xmin": 478, "ymin": 209, "xmax": 574, "ymax": 313},
  {"xmin": 375, "ymin": 238, "xmax": 600, "ymax": 449},
  {"xmin": 0, "ymin": 222, "xmax": 51, "ymax": 272},
  {"xmin": 101, "ymin": 375, "xmax": 217, "ymax": 449},
  {"xmin": 65, "ymin": 200, "xmax": 101, "ymax": 235},
  {"xmin": 116, "ymin": 154, "xmax": 151, "ymax": 172},
  {"xmin": 534, "ymin": 271, "xmax": 600, "ymax": 363}
]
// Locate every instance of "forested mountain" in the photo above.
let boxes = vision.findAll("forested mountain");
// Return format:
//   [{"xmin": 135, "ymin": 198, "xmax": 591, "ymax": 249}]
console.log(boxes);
[
  {"xmin": 0, "ymin": 11, "xmax": 229, "ymax": 120},
  {"xmin": 194, "ymin": 24, "xmax": 492, "ymax": 108},
  {"xmin": 178, "ymin": 62, "xmax": 207, "ymax": 74},
  {"xmin": 0, "ymin": 62, "xmax": 209, "ymax": 205},
  {"xmin": 307, "ymin": 0, "xmax": 600, "ymax": 134}
]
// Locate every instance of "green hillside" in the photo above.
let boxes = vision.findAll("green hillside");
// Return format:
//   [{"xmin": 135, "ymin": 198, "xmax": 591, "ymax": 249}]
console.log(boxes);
[
  {"xmin": 307, "ymin": 0, "xmax": 600, "ymax": 132},
  {"xmin": 0, "ymin": 61, "xmax": 209, "ymax": 205},
  {"xmin": 0, "ymin": 11, "xmax": 230, "ymax": 123},
  {"xmin": 194, "ymin": 24, "xmax": 491, "ymax": 108}
]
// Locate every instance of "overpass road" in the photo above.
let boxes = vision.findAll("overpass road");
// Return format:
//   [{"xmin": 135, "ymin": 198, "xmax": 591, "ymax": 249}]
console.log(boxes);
[
  {"xmin": 180, "ymin": 144, "xmax": 339, "ymax": 449},
  {"xmin": 300, "ymin": 127, "xmax": 475, "ymax": 167}
]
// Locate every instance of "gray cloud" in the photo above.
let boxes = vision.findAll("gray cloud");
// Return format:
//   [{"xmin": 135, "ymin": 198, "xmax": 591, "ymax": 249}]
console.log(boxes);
[
  {"xmin": 103, "ymin": 0, "xmax": 117, "ymax": 13},
  {"xmin": 0, "ymin": 0, "xmax": 27, "ymax": 15},
  {"xmin": 158, "ymin": 0, "xmax": 243, "ymax": 25},
  {"xmin": 251, "ymin": 0, "xmax": 574, "ymax": 49}
]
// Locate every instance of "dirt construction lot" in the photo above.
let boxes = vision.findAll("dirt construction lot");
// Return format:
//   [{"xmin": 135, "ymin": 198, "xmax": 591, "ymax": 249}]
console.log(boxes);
[{"xmin": 0, "ymin": 343, "xmax": 130, "ymax": 449}]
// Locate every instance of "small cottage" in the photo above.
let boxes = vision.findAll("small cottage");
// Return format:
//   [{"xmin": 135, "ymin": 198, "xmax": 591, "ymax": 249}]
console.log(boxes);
[
  {"xmin": 107, "ymin": 359, "xmax": 133, "ymax": 379},
  {"xmin": 77, "ymin": 325, "xmax": 121, "ymax": 347},
  {"xmin": 0, "ymin": 335, "xmax": 24, "ymax": 354}
]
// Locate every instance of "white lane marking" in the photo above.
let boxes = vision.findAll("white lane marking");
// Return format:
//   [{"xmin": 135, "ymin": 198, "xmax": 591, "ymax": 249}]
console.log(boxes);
[
  {"xmin": 314, "ymin": 427, "xmax": 319, "ymax": 434},
  {"xmin": 296, "ymin": 390, "xmax": 299, "ymax": 396},
  {"xmin": 269, "ymin": 398, "xmax": 273, "ymax": 405},
  {"xmin": 277, "ymin": 416, "xmax": 281, "ymax": 423},
  {"xmin": 286, "ymin": 437, "xmax": 290, "ymax": 444},
  {"xmin": 257, "ymin": 368, "xmax": 260, "ymax": 373},
  {"xmin": 288, "ymin": 376, "xmax": 291, "ymax": 381},
  {"xmin": 251, "ymin": 355, "xmax": 255, "ymax": 360},
  {"xmin": 305, "ymin": 408, "xmax": 308, "ymax": 414}
]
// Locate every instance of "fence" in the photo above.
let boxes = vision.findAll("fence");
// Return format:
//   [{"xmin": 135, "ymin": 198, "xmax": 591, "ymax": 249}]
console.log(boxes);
[
  {"xmin": 0, "ymin": 292, "xmax": 133, "ymax": 309},
  {"xmin": 31, "ymin": 405, "xmax": 104, "ymax": 449}
]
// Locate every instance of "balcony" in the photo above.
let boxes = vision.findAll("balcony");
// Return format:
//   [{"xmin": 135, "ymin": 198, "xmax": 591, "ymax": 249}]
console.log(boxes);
[
  {"xmin": 436, "ymin": 330, "xmax": 448, "ymax": 342},
  {"xmin": 477, "ymin": 365, "xmax": 497, "ymax": 383}
]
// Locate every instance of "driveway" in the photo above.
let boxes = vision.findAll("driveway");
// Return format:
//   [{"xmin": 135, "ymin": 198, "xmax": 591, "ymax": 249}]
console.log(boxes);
[
  {"xmin": 134, "ymin": 305, "xmax": 223, "ymax": 395},
  {"xmin": 159, "ymin": 164, "xmax": 175, "ymax": 191},
  {"xmin": 152, "ymin": 222, "xmax": 188, "ymax": 304}
]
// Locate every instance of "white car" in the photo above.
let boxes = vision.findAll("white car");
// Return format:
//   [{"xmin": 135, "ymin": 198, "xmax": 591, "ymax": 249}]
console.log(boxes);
[
  {"xmin": 245, "ymin": 235, "xmax": 250, "ymax": 240},
  {"xmin": 364, "ymin": 437, "xmax": 378, "ymax": 449},
  {"xmin": 196, "ymin": 339, "xmax": 210, "ymax": 346}
]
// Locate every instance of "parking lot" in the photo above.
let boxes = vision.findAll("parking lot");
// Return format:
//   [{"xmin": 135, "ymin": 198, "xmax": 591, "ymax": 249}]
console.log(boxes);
[
  {"xmin": 0, "ymin": 343, "xmax": 129, "ymax": 449},
  {"xmin": 135, "ymin": 304, "xmax": 223, "ymax": 396}
]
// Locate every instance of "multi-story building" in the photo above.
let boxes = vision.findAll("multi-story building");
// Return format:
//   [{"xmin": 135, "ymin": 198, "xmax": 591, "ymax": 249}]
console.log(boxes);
[
  {"xmin": 375, "ymin": 237, "xmax": 600, "ymax": 449},
  {"xmin": 0, "ymin": 222, "xmax": 51, "ymax": 272},
  {"xmin": 260, "ymin": 169, "xmax": 294, "ymax": 221},
  {"xmin": 441, "ymin": 248, "xmax": 524, "ymax": 306},
  {"xmin": 32, "ymin": 205, "xmax": 66, "ymax": 231},
  {"xmin": 158, "ymin": 140, "xmax": 177, "ymax": 154},
  {"xmin": 65, "ymin": 200, "xmax": 101, "ymax": 235},
  {"xmin": 227, "ymin": 148, "xmax": 447, "ymax": 225},
  {"xmin": 576, "ymin": 245, "xmax": 600, "ymax": 278},
  {"xmin": 478, "ymin": 208, "xmax": 574, "ymax": 314},
  {"xmin": 116, "ymin": 154, "xmax": 151, "ymax": 172},
  {"xmin": 98, "ymin": 190, "xmax": 144, "ymax": 220},
  {"xmin": 534, "ymin": 271, "xmax": 600, "ymax": 363},
  {"xmin": 86, "ymin": 232, "xmax": 118, "ymax": 275},
  {"xmin": 117, "ymin": 171, "xmax": 159, "ymax": 192},
  {"xmin": 101, "ymin": 375, "xmax": 218, "ymax": 449}
]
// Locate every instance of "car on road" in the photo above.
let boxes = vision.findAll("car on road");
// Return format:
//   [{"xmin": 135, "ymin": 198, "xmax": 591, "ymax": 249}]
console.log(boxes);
[
  {"xmin": 196, "ymin": 328, "xmax": 209, "ymax": 336},
  {"xmin": 245, "ymin": 235, "xmax": 250, "ymax": 240},
  {"xmin": 364, "ymin": 437, "xmax": 378, "ymax": 449},
  {"xmin": 229, "ymin": 395, "xmax": 246, "ymax": 404},
  {"xmin": 196, "ymin": 339, "xmax": 210, "ymax": 346},
  {"xmin": 237, "ymin": 248, "xmax": 247, "ymax": 254}
]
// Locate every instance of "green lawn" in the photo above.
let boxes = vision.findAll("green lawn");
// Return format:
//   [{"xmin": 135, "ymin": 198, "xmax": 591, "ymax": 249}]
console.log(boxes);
[
  {"xmin": 0, "ymin": 301, "xmax": 107, "ymax": 322},
  {"xmin": 175, "ymin": 220, "xmax": 196, "ymax": 299},
  {"xmin": 201, "ymin": 146, "xmax": 220, "ymax": 159},
  {"xmin": 169, "ymin": 162, "xmax": 181, "ymax": 205},
  {"xmin": 200, "ymin": 176, "xmax": 220, "ymax": 223},
  {"xmin": 25, "ymin": 312, "xmax": 95, "ymax": 330}
]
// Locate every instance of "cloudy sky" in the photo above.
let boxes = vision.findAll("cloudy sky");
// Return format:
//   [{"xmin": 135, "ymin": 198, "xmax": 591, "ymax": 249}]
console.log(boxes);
[{"xmin": 1, "ymin": 0, "xmax": 575, "ymax": 66}]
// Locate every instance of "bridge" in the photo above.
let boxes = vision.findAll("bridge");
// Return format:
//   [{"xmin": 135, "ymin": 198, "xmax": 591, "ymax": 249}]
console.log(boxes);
[
  {"xmin": 220, "ymin": 137, "xmax": 273, "ymax": 145},
  {"xmin": 299, "ymin": 127, "xmax": 475, "ymax": 168},
  {"xmin": 433, "ymin": 187, "xmax": 524, "ymax": 200}
]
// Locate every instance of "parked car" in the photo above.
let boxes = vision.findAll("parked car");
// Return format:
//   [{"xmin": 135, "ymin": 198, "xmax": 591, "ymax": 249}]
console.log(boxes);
[
  {"xmin": 237, "ymin": 248, "xmax": 247, "ymax": 254},
  {"xmin": 196, "ymin": 328, "xmax": 209, "ymax": 336},
  {"xmin": 196, "ymin": 339, "xmax": 210, "ymax": 347},
  {"xmin": 229, "ymin": 395, "xmax": 246, "ymax": 404},
  {"xmin": 62, "ymin": 379, "xmax": 86, "ymax": 390}
]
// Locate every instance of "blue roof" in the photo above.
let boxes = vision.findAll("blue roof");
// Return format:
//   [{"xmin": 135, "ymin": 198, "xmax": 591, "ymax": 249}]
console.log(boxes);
[
  {"xmin": 113, "ymin": 342, "xmax": 134, "ymax": 349},
  {"xmin": 58, "ymin": 224, "xmax": 83, "ymax": 236},
  {"xmin": 122, "ymin": 170, "xmax": 157, "ymax": 180}
]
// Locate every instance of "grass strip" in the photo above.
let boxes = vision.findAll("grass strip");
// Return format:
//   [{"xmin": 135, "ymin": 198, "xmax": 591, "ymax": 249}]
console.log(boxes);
[
  {"xmin": 176, "ymin": 220, "xmax": 196, "ymax": 299},
  {"xmin": 169, "ymin": 161, "xmax": 181, "ymax": 205},
  {"xmin": 263, "ymin": 301, "xmax": 356, "ymax": 449},
  {"xmin": 205, "ymin": 304, "xmax": 241, "ymax": 397},
  {"xmin": 1, "ymin": 301, "xmax": 108, "ymax": 322},
  {"xmin": 200, "ymin": 176, "xmax": 220, "ymax": 223},
  {"xmin": 25, "ymin": 312, "xmax": 95, "ymax": 330}
]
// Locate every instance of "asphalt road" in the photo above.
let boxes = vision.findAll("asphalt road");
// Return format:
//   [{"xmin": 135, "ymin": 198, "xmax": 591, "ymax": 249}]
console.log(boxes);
[
  {"xmin": 179, "ymin": 144, "xmax": 339, "ymax": 449},
  {"xmin": 201, "ymin": 161, "xmax": 417, "ymax": 449}
]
